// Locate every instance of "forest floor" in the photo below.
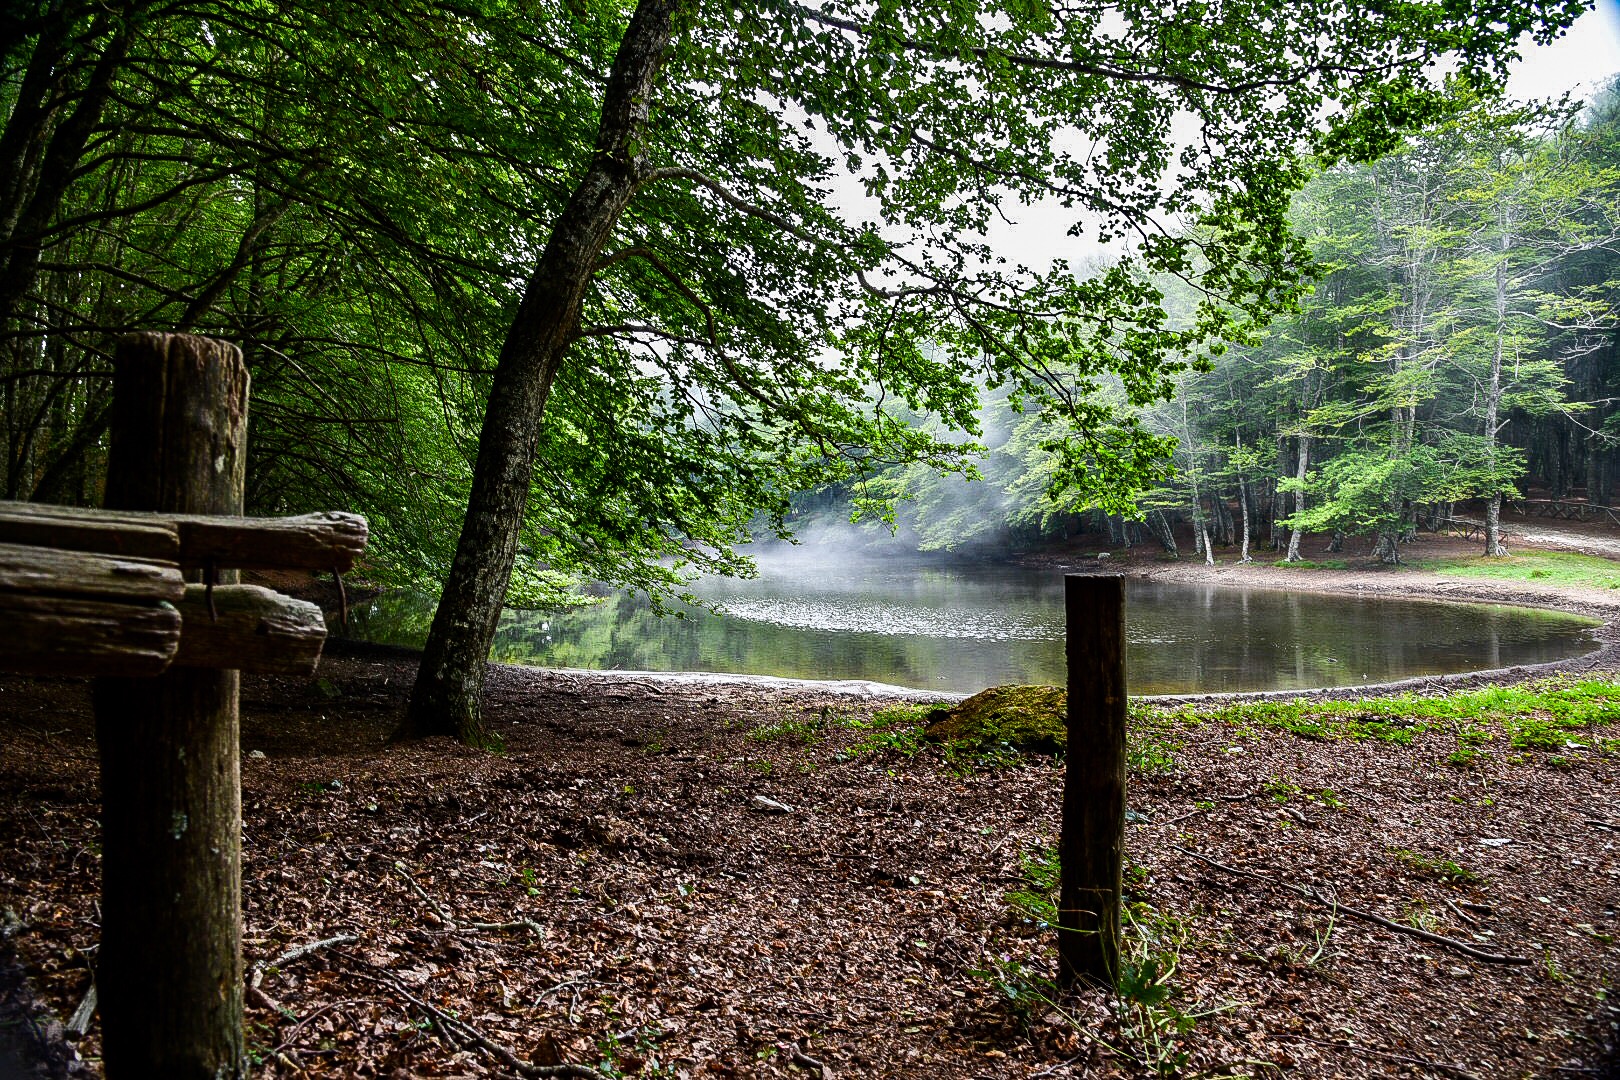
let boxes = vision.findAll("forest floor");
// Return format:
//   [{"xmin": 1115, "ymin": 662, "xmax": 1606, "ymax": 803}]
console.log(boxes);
[{"xmin": 1, "ymin": 518, "xmax": 1619, "ymax": 1079}]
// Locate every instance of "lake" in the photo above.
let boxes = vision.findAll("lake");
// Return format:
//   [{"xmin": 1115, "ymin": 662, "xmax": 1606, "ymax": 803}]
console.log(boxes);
[{"xmin": 339, "ymin": 550, "xmax": 1601, "ymax": 695}]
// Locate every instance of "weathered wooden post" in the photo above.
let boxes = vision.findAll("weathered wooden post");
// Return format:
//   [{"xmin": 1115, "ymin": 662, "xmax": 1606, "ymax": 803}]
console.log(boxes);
[
  {"xmin": 1058, "ymin": 573, "xmax": 1126, "ymax": 988},
  {"xmin": 93, "ymin": 333, "xmax": 249, "ymax": 1078}
]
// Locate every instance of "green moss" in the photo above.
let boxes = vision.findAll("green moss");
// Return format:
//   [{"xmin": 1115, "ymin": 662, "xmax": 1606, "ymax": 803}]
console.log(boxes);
[{"xmin": 924, "ymin": 684, "xmax": 1067, "ymax": 754}]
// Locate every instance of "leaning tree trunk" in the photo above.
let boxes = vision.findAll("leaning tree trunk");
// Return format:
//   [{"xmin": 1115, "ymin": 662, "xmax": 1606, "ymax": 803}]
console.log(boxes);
[
  {"xmin": 401, "ymin": 0, "xmax": 682, "ymax": 744},
  {"xmin": 1143, "ymin": 510, "xmax": 1178, "ymax": 556}
]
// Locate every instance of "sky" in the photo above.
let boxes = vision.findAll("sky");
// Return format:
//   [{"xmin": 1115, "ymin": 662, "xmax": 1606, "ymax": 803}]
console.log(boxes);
[
  {"xmin": 844, "ymin": 4, "xmax": 1620, "ymax": 278},
  {"xmin": 1505, "ymin": 1, "xmax": 1620, "ymax": 102}
]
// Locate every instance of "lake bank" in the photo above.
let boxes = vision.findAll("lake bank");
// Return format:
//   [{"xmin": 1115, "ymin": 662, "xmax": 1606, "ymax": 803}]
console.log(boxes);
[
  {"xmin": 1019, "ymin": 530, "xmax": 1620, "ymax": 701},
  {"xmin": 317, "ymin": 534, "xmax": 1609, "ymax": 702}
]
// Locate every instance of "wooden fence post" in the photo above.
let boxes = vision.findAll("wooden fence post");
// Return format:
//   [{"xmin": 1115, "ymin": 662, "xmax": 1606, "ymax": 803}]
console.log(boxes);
[
  {"xmin": 92, "ymin": 333, "xmax": 249, "ymax": 1078},
  {"xmin": 1058, "ymin": 574, "xmax": 1126, "ymax": 988}
]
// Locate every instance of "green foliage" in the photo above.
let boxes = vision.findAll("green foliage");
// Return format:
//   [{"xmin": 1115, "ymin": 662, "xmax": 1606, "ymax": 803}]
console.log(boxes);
[
  {"xmin": 1146, "ymin": 676, "xmax": 1620, "ymax": 754},
  {"xmin": 1390, "ymin": 848, "xmax": 1485, "ymax": 886},
  {"xmin": 1418, "ymin": 551, "xmax": 1620, "ymax": 590}
]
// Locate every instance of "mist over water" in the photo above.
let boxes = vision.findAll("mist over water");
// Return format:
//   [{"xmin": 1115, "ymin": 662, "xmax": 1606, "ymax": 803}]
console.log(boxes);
[{"xmin": 344, "ymin": 542, "xmax": 1599, "ymax": 695}]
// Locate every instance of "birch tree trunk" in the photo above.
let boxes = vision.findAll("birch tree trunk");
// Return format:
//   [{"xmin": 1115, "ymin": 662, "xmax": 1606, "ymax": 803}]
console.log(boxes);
[
  {"xmin": 1238, "ymin": 477, "xmax": 1252, "ymax": 562},
  {"xmin": 1284, "ymin": 433, "xmax": 1310, "ymax": 562},
  {"xmin": 1484, "ymin": 240, "xmax": 1510, "ymax": 557}
]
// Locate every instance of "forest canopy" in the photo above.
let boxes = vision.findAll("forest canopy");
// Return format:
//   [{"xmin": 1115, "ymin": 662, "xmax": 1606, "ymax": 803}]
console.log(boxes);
[{"xmin": 838, "ymin": 87, "xmax": 1620, "ymax": 567}]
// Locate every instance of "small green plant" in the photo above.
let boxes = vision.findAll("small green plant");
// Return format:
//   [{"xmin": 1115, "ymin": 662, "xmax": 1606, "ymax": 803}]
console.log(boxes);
[
  {"xmin": 965, "ymin": 953, "xmax": 1057, "ymax": 1027},
  {"xmin": 1143, "ymin": 677, "xmax": 1620, "ymax": 751},
  {"xmin": 1104, "ymin": 903, "xmax": 1218, "ymax": 1078},
  {"xmin": 595, "ymin": 1024, "xmax": 677, "ymax": 1078},
  {"xmin": 1263, "ymin": 776, "xmax": 1301, "ymax": 803},
  {"xmin": 834, "ymin": 704, "xmax": 930, "ymax": 760},
  {"xmin": 1401, "ymin": 900, "xmax": 1441, "ymax": 932},
  {"xmin": 749, "ymin": 709, "xmax": 828, "ymax": 745},
  {"xmin": 1128, "ymin": 733, "xmax": 1180, "ymax": 775},
  {"xmin": 1005, "ymin": 846, "xmax": 1061, "ymax": 926},
  {"xmin": 1390, "ymin": 849, "xmax": 1483, "ymax": 886},
  {"xmin": 1269, "ymin": 910, "xmax": 1337, "ymax": 969}
]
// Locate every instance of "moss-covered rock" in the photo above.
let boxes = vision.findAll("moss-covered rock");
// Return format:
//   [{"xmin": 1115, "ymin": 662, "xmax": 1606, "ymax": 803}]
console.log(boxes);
[{"xmin": 923, "ymin": 684, "xmax": 1067, "ymax": 755}]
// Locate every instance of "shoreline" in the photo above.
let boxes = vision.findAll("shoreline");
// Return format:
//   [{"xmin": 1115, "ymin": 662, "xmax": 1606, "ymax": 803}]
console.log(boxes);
[{"xmin": 327, "ymin": 552, "xmax": 1620, "ymax": 704}]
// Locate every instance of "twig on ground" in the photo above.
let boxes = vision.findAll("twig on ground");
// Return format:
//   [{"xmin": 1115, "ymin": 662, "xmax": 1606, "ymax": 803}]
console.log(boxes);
[
  {"xmin": 1171, "ymin": 846, "xmax": 1533, "ymax": 965},
  {"xmin": 271, "ymin": 997, "xmax": 384, "ymax": 1054},
  {"xmin": 246, "ymin": 982, "xmax": 285, "ymax": 1015},
  {"xmin": 787, "ymin": 1042, "xmax": 833, "ymax": 1078},
  {"xmin": 251, "ymin": 933, "xmax": 360, "ymax": 988},
  {"xmin": 1030, "ymin": 1053, "xmax": 1087, "ymax": 1078},
  {"xmin": 466, "ymin": 918, "xmax": 546, "ymax": 937},
  {"xmin": 66, "ymin": 983, "xmax": 95, "ymax": 1037},
  {"xmin": 1443, "ymin": 898, "xmax": 1478, "ymax": 927},
  {"xmin": 533, "ymin": 978, "xmax": 586, "ymax": 1008},
  {"xmin": 1134, "ymin": 806, "xmax": 1206, "ymax": 828},
  {"xmin": 1273, "ymin": 1033, "xmax": 1481, "ymax": 1080},
  {"xmin": 354, "ymin": 970, "xmax": 608, "ymax": 1079},
  {"xmin": 392, "ymin": 861, "xmax": 458, "ymax": 927}
]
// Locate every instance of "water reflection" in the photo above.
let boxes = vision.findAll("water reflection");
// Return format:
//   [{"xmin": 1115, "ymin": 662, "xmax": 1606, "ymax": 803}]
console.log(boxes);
[{"xmin": 343, "ymin": 556, "xmax": 1598, "ymax": 695}]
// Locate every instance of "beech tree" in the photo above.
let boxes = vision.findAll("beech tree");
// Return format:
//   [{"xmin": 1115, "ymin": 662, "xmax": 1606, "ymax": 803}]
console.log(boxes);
[{"xmin": 398, "ymin": 0, "xmax": 1590, "ymax": 742}]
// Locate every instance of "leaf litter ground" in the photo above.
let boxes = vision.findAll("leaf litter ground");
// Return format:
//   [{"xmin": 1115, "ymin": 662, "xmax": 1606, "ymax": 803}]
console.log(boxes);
[{"xmin": 0, "ymin": 652, "xmax": 1616, "ymax": 1079}]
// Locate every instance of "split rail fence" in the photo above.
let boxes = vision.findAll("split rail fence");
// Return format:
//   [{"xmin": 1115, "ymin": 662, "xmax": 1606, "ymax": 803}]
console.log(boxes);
[{"xmin": 0, "ymin": 332, "xmax": 367, "ymax": 1078}]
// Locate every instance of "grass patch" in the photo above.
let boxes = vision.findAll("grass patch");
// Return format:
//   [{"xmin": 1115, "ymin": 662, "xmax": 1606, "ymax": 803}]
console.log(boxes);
[
  {"xmin": 1139, "ymin": 676, "xmax": 1620, "ymax": 753},
  {"xmin": 833, "ymin": 703, "xmax": 932, "ymax": 760},
  {"xmin": 1418, "ymin": 550, "xmax": 1620, "ymax": 590},
  {"xmin": 1390, "ymin": 848, "xmax": 1485, "ymax": 886},
  {"xmin": 1268, "ymin": 558, "xmax": 1350, "ymax": 570}
]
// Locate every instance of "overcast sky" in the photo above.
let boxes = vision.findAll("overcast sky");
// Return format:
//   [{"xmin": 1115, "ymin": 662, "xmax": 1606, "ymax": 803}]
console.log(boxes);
[
  {"xmin": 844, "ymin": 6, "xmax": 1620, "ymax": 277},
  {"xmin": 1506, "ymin": 0, "xmax": 1620, "ymax": 102}
]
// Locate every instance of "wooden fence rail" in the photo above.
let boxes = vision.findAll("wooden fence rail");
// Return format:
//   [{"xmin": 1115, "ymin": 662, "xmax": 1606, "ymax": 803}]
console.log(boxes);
[
  {"xmin": 0, "ymin": 332, "xmax": 368, "ymax": 1078},
  {"xmin": 1508, "ymin": 499, "xmax": 1620, "ymax": 527}
]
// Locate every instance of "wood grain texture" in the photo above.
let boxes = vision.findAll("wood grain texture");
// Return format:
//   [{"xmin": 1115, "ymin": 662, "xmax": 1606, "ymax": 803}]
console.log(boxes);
[
  {"xmin": 95, "ymin": 331, "xmax": 248, "ymax": 1079},
  {"xmin": 1059, "ymin": 574, "xmax": 1126, "ymax": 989},
  {"xmin": 173, "ymin": 584, "xmax": 326, "ymax": 675},
  {"xmin": 0, "ymin": 501, "xmax": 366, "ymax": 571},
  {"xmin": 0, "ymin": 541, "xmax": 183, "ymax": 602},
  {"xmin": 1, "ymin": 593, "xmax": 178, "ymax": 676}
]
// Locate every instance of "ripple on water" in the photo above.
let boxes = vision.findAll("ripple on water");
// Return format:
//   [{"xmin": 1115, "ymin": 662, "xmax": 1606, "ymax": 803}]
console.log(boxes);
[{"xmin": 715, "ymin": 597, "xmax": 1059, "ymax": 642}]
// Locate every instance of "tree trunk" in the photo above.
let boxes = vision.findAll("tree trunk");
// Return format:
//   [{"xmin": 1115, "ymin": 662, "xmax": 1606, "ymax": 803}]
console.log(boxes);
[
  {"xmin": 1485, "ymin": 493, "xmax": 1507, "ymax": 557},
  {"xmin": 1143, "ymin": 510, "xmax": 1178, "ymax": 556},
  {"xmin": 93, "ymin": 332, "xmax": 249, "ymax": 1079},
  {"xmin": 1237, "ymin": 477, "xmax": 1251, "ymax": 563},
  {"xmin": 1373, "ymin": 529, "xmax": 1400, "ymax": 564},
  {"xmin": 1284, "ymin": 433, "xmax": 1310, "ymax": 562},
  {"xmin": 401, "ymin": 0, "xmax": 682, "ymax": 744},
  {"xmin": 1484, "ymin": 257, "xmax": 1509, "ymax": 556}
]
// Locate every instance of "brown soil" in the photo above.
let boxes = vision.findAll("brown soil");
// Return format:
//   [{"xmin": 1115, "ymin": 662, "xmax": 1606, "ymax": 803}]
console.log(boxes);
[{"xmin": 2, "ymin": 532, "xmax": 1619, "ymax": 1079}]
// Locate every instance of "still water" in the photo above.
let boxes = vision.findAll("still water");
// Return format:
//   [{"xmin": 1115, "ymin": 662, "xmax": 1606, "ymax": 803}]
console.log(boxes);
[{"xmin": 344, "ymin": 553, "xmax": 1599, "ymax": 695}]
